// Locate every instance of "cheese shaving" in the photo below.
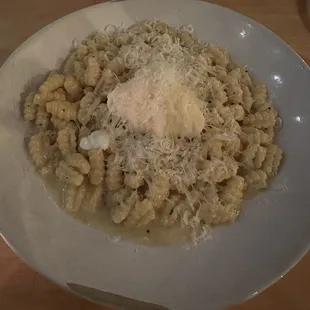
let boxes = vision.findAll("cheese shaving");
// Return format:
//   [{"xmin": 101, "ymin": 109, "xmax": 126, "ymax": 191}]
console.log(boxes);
[{"xmin": 107, "ymin": 62, "xmax": 205, "ymax": 138}]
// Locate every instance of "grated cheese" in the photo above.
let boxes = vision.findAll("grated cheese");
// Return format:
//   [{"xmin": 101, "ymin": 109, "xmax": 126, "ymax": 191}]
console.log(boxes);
[{"xmin": 107, "ymin": 62, "xmax": 205, "ymax": 138}]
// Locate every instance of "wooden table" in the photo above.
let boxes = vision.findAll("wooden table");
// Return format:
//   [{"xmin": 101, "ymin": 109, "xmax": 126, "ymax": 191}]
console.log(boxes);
[{"xmin": 1, "ymin": 0, "xmax": 310, "ymax": 309}]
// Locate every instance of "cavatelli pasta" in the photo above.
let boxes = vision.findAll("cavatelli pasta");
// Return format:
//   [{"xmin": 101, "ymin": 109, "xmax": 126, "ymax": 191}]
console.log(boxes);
[
  {"xmin": 220, "ymin": 175, "xmax": 245, "ymax": 208},
  {"xmin": 64, "ymin": 75, "xmax": 83, "ymax": 101},
  {"xmin": 261, "ymin": 144, "xmax": 283, "ymax": 176},
  {"xmin": 50, "ymin": 116, "xmax": 70, "ymax": 130},
  {"xmin": 85, "ymin": 56, "xmax": 101, "ymax": 86},
  {"xmin": 57, "ymin": 125, "xmax": 77, "ymax": 156},
  {"xmin": 229, "ymin": 104, "xmax": 244, "ymax": 121},
  {"xmin": 124, "ymin": 198, "xmax": 155, "ymax": 227},
  {"xmin": 28, "ymin": 133, "xmax": 49, "ymax": 168},
  {"xmin": 78, "ymin": 93, "xmax": 101, "ymax": 125},
  {"xmin": 244, "ymin": 169, "xmax": 268, "ymax": 190},
  {"xmin": 35, "ymin": 106, "xmax": 50, "ymax": 131},
  {"xmin": 40, "ymin": 158, "xmax": 60, "ymax": 176},
  {"xmin": 146, "ymin": 172, "xmax": 170, "ymax": 202},
  {"xmin": 65, "ymin": 153, "xmax": 91, "ymax": 174},
  {"xmin": 252, "ymin": 85, "xmax": 270, "ymax": 112},
  {"xmin": 33, "ymin": 89, "xmax": 66, "ymax": 106},
  {"xmin": 240, "ymin": 127, "xmax": 271, "ymax": 146},
  {"xmin": 241, "ymin": 144, "xmax": 259, "ymax": 169},
  {"xmin": 55, "ymin": 160, "xmax": 84, "ymax": 186},
  {"xmin": 124, "ymin": 172, "xmax": 144, "ymax": 189},
  {"xmin": 106, "ymin": 154, "xmax": 123, "ymax": 190},
  {"xmin": 84, "ymin": 184, "xmax": 103, "ymax": 212},
  {"xmin": 22, "ymin": 21, "xmax": 284, "ymax": 243},
  {"xmin": 111, "ymin": 191, "xmax": 139, "ymax": 224},
  {"xmin": 88, "ymin": 149, "xmax": 105, "ymax": 185},
  {"xmin": 46, "ymin": 100, "xmax": 78, "ymax": 121},
  {"xmin": 39, "ymin": 74, "xmax": 65, "ymax": 93},
  {"xmin": 241, "ymin": 85, "xmax": 254, "ymax": 112},
  {"xmin": 64, "ymin": 182, "xmax": 87, "ymax": 212},
  {"xmin": 23, "ymin": 92, "xmax": 36, "ymax": 121},
  {"xmin": 253, "ymin": 146, "xmax": 267, "ymax": 169},
  {"xmin": 243, "ymin": 108, "xmax": 277, "ymax": 129},
  {"xmin": 160, "ymin": 195, "xmax": 182, "ymax": 227},
  {"xmin": 73, "ymin": 61, "xmax": 86, "ymax": 85}
]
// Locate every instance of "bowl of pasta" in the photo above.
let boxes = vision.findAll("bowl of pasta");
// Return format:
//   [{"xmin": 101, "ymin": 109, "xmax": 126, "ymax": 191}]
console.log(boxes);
[{"xmin": 1, "ymin": 0, "xmax": 310, "ymax": 309}]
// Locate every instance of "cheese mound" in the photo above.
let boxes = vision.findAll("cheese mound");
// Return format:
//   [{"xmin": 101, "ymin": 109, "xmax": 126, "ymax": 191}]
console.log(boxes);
[{"xmin": 107, "ymin": 63, "xmax": 205, "ymax": 138}]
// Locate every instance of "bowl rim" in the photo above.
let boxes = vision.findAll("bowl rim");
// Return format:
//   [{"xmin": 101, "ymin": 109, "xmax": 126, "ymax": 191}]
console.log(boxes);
[{"xmin": 1, "ymin": 0, "xmax": 310, "ymax": 308}]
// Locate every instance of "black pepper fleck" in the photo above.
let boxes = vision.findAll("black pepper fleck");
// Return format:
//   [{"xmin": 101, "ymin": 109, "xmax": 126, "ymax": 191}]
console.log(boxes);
[{"xmin": 146, "ymin": 229, "xmax": 150, "ymax": 233}]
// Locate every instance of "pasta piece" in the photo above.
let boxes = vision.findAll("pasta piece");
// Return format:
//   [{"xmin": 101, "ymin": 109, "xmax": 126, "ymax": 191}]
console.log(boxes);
[
  {"xmin": 94, "ymin": 68, "xmax": 119, "ymax": 97},
  {"xmin": 94, "ymin": 31, "xmax": 110, "ymax": 49},
  {"xmin": 64, "ymin": 75, "xmax": 83, "ymax": 101},
  {"xmin": 229, "ymin": 104, "xmax": 244, "ymax": 121},
  {"xmin": 253, "ymin": 146, "xmax": 267, "ymax": 169},
  {"xmin": 84, "ymin": 184, "xmax": 103, "ymax": 212},
  {"xmin": 264, "ymin": 126, "xmax": 275, "ymax": 142},
  {"xmin": 86, "ymin": 39, "xmax": 98, "ymax": 53},
  {"xmin": 207, "ymin": 44, "xmax": 230, "ymax": 67},
  {"xmin": 55, "ymin": 160, "xmax": 84, "ymax": 186},
  {"xmin": 244, "ymin": 169, "xmax": 268, "ymax": 190},
  {"xmin": 146, "ymin": 172, "xmax": 170, "ymax": 206},
  {"xmin": 39, "ymin": 74, "xmax": 65, "ymax": 93},
  {"xmin": 220, "ymin": 175, "xmax": 245, "ymax": 207},
  {"xmin": 200, "ymin": 201, "xmax": 239, "ymax": 225},
  {"xmin": 63, "ymin": 52, "xmax": 76, "ymax": 75},
  {"xmin": 208, "ymin": 140, "xmax": 223, "ymax": 159},
  {"xmin": 64, "ymin": 182, "xmax": 87, "ymax": 212},
  {"xmin": 224, "ymin": 73, "xmax": 243, "ymax": 104},
  {"xmin": 73, "ymin": 61, "xmax": 86, "ymax": 85},
  {"xmin": 44, "ymin": 130, "xmax": 57, "ymax": 144},
  {"xmin": 107, "ymin": 57, "xmax": 126, "ymax": 75},
  {"xmin": 66, "ymin": 153, "xmax": 91, "ymax": 174},
  {"xmin": 252, "ymin": 85, "xmax": 270, "ymax": 112},
  {"xmin": 240, "ymin": 126, "xmax": 271, "ymax": 146},
  {"xmin": 199, "ymin": 157, "xmax": 238, "ymax": 183},
  {"xmin": 50, "ymin": 116, "xmax": 70, "ymax": 130},
  {"xmin": 84, "ymin": 86, "xmax": 94, "ymax": 94},
  {"xmin": 85, "ymin": 56, "xmax": 101, "ymax": 86},
  {"xmin": 33, "ymin": 89, "xmax": 66, "ymax": 106},
  {"xmin": 76, "ymin": 45, "xmax": 88, "ymax": 61},
  {"xmin": 243, "ymin": 108, "xmax": 277, "ymax": 129},
  {"xmin": 35, "ymin": 106, "xmax": 50, "ymax": 131},
  {"xmin": 241, "ymin": 144, "xmax": 259, "ymax": 169},
  {"xmin": 28, "ymin": 133, "xmax": 49, "ymax": 168},
  {"xmin": 46, "ymin": 100, "xmax": 78, "ymax": 121},
  {"xmin": 23, "ymin": 92, "xmax": 36, "ymax": 121},
  {"xmin": 231, "ymin": 68, "xmax": 253, "ymax": 87},
  {"xmin": 40, "ymin": 158, "xmax": 59, "ymax": 176},
  {"xmin": 106, "ymin": 154, "xmax": 123, "ymax": 190},
  {"xmin": 110, "ymin": 187, "xmax": 131, "ymax": 204},
  {"xmin": 64, "ymin": 186, "xmax": 77, "ymax": 211},
  {"xmin": 223, "ymin": 134, "xmax": 241, "ymax": 156},
  {"xmin": 160, "ymin": 195, "xmax": 182, "ymax": 227},
  {"xmin": 88, "ymin": 149, "xmax": 105, "ymax": 185},
  {"xmin": 57, "ymin": 125, "xmax": 77, "ymax": 156},
  {"xmin": 78, "ymin": 93, "xmax": 101, "ymax": 125},
  {"xmin": 111, "ymin": 191, "xmax": 139, "ymax": 224},
  {"xmin": 241, "ymin": 85, "xmax": 254, "ymax": 112},
  {"xmin": 124, "ymin": 172, "xmax": 144, "ymax": 189},
  {"xmin": 261, "ymin": 144, "xmax": 283, "ymax": 176},
  {"xmin": 124, "ymin": 198, "xmax": 155, "ymax": 227}
]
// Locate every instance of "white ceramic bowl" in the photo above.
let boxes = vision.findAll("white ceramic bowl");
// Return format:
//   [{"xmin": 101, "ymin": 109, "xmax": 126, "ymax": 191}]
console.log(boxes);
[{"xmin": 1, "ymin": 0, "xmax": 310, "ymax": 309}]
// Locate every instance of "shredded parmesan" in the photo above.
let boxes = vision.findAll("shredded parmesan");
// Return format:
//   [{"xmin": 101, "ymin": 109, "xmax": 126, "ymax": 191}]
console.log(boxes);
[{"xmin": 107, "ymin": 62, "xmax": 205, "ymax": 138}]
